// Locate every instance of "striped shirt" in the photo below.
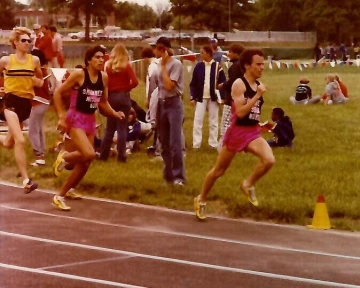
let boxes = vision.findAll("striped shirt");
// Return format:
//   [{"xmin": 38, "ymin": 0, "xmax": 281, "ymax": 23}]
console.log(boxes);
[{"xmin": 4, "ymin": 54, "xmax": 35, "ymax": 99}]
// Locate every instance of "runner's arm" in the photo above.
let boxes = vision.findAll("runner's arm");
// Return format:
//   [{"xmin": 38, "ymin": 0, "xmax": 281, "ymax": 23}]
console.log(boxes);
[
  {"xmin": 98, "ymin": 72, "xmax": 125, "ymax": 119},
  {"xmin": 53, "ymin": 69, "xmax": 82, "ymax": 120},
  {"xmin": 232, "ymin": 79, "xmax": 265, "ymax": 119},
  {"xmin": 32, "ymin": 56, "xmax": 44, "ymax": 87}
]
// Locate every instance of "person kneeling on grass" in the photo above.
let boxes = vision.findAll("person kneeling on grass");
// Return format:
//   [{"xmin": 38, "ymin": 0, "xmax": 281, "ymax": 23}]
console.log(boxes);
[
  {"xmin": 261, "ymin": 107, "xmax": 295, "ymax": 148},
  {"xmin": 52, "ymin": 45, "xmax": 125, "ymax": 211},
  {"xmin": 194, "ymin": 49, "xmax": 275, "ymax": 220}
]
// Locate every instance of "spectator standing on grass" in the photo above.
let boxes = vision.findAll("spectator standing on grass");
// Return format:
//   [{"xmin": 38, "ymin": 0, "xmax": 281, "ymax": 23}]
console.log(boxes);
[
  {"xmin": 217, "ymin": 43, "xmax": 244, "ymax": 151},
  {"xmin": 290, "ymin": 77, "xmax": 320, "ymax": 105},
  {"xmin": 210, "ymin": 38, "xmax": 223, "ymax": 63},
  {"xmin": 28, "ymin": 49, "xmax": 50, "ymax": 167},
  {"xmin": 190, "ymin": 45, "xmax": 226, "ymax": 149},
  {"xmin": 99, "ymin": 43, "xmax": 139, "ymax": 162},
  {"xmin": 194, "ymin": 49, "xmax": 275, "ymax": 220},
  {"xmin": 155, "ymin": 37, "xmax": 186, "ymax": 186},
  {"xmin": 49, "ymin": 26, "xmax": 64, "ymax": 68},
  {"xmin": 52, "ymin": 45, "xmax": 125, "ymax": 211},
  {"xmin": 36, "ymin": 25, "xmax": 54, "ymax": 63},
  {"xmin": 0, "ymin": 27, "xmax": 44, "ymax": 194},
  {"xmin": 141, "ymin": 45, "xmax": 162, "ymax": 160},
  {"xmin": 32, "ymin": 24, "xmax": 43, "ymax": 50},
  {"xmin": 314, "ymin": 42, "xmax": 322, "ymax": 62}
]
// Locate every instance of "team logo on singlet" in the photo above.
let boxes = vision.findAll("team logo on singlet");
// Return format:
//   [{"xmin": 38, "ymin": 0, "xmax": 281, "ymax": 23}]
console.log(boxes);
[
  {"xmin": 83, "ymin": 88, "xmax": 102, "ymax": 109},
  {"xmin": 247, "ymin": 98, "xmax": 261, "ymax": 121}
]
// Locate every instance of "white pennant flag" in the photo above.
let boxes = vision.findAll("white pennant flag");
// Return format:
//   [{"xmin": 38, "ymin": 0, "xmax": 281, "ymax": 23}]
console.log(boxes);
[
  {"xmin": 356, "ymin": 59, "xmax": 360, "ymax": 67},
  {"xmin": 275, "ymin": 61, "xmax": 281, "ymax": 69},
  {"xmin": 224, "ymin": 61, "xmax": 229, "ymax": 69},
  {"xmin": 186, "ymin": 65, "xmax": 192, "ymax": 73},
  {"xmin": 269, "ymin": 61, "xmax": 273, "ymax": 70},
  {"xmin": 51, "ymin": 68, "xmax": 67, "ymax": 82},
  {"xmin": 298, "ymin": 63, "xmax": 303, "ymax": 71},
  {"xmin": 330, "ymin": 61, "xmax": 336, "ymax": 68}
]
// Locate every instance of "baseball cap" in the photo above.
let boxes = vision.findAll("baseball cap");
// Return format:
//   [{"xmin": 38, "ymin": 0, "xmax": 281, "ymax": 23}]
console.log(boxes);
[
  {"xmin": 156, "ymin": 37, "xmax": 171, "ymax": 49},
  {"xmin": 33, "ymin": 24, "xmax": 41, "ymax": 30},
  {"xmin": 210, "ymin": 38, "xmax": 218, "ymax": 44}
]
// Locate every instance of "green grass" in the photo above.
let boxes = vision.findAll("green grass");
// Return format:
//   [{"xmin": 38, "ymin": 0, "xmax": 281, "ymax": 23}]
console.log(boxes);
[{"xmin": 1, "ymin": 63, "xmax": 360, "ymax": 231}]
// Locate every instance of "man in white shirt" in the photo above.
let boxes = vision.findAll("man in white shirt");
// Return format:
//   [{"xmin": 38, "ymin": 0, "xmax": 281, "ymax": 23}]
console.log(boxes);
[
  {"xmin": 190, "ymin": 45, "xmax": 226, "ymax": 149},
  {"xmin": 49, "ymin": 25, "xmax": 63, "ymax": 68}
]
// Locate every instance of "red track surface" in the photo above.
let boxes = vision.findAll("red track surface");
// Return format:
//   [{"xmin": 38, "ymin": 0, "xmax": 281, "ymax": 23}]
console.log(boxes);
[{"xmin": 1, "ymin": 182, "xmax": 360, "ymax": 288}]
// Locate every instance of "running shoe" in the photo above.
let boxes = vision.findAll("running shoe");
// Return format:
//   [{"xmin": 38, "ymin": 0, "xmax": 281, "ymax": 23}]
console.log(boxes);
[
  {"xmin": 240, "ymin": 180, "xmax": 258, "ymax": 206},
  {"xmin": 52, "ymin": 195, "xmax": 71, "ymax": 211},
  {"xmin": 194, "ymin": 195, "xmax": 207, "ymax": 220},
  {"xmin": 65, "ymin": 189, "xmax": 82, "ymax": 200},
  {"xmin": 53, "ymin": 150, "xmax": 67, "ymax": 177},
  {"xmin": 24, "ymin": 179, "xmax": 38, "ymax": 194}
]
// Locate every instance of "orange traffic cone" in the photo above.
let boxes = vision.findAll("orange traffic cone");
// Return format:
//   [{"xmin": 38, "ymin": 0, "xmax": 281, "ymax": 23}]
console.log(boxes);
[{"xmin": 307, "ymin": 194, "xmax": 331, "ymax": 230}]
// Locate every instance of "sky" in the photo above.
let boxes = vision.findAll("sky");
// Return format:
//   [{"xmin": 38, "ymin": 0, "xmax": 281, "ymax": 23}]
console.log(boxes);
[{"xmin": 16, "ymin": 0, "xmax": 171, "ymax": 10}]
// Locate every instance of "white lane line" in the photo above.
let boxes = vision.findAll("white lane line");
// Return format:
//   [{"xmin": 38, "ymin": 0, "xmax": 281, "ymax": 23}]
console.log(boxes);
[
  {"xmin": 39, "ymin": 255, "xmax": 136, "ymax": 270},
  {"xmin": 0, "ymin": 262, "xmax": 147, "ymax": 288},
  {"xmin": 1, "ymin": 204, "xmax": 359, "ymax": 261},
  {"xmin": 1, "ymin": 180, "xmax": 354, "ymax": 235},
  {"xmin": 1, "ymin": 230, "xmax": 359, "ymax": 288}
]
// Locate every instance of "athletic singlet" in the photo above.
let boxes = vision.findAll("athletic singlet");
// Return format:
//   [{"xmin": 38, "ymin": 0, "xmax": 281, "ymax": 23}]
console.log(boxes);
[
  {"xmin": 75, "ymin": 68, "xmax": 104, "ymax": 114},
  {"xmin": 235, "ymin": 76, "xmax": 263, "ymax": 126},
  {"xmin": 4, "ymin": 54, "xmax": 35, "ymax": 99}
]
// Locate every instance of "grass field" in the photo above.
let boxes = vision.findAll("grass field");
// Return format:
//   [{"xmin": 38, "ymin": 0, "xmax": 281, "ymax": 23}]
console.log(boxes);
[{"xmin": 1, "ymin": 62, "xmax": 360, "ymax": 231}]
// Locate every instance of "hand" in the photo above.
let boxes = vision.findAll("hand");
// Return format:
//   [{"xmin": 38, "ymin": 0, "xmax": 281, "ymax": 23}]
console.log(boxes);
[
  {"xmin": 161, "ymin": 50, "xmax": 169, "ymax": 66},
  {"xmin": 32, "ymin": 76, "xmax": 44, "ymax": 87},
  {"xmin": 257, "ymin": 83, "xmax": 266, "ymax": 96},
  {"xmin": 217, "ymin": 83, "xmax": 224, "ymax": 90},
  {"xmin": 57, "ymin": 118, "xmax": 67, "ymax": 134},
  {"xmin": 190, "ymin": 100, "xmax": 196, "ymax": 107},
  {"xmin": 115, "ymin": 111, "xmax": 125, "ymax": 120}
]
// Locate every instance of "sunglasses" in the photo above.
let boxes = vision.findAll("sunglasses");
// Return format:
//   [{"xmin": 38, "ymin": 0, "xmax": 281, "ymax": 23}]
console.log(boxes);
[{"xmin": 20, "ymin": 39, "xmax": 32, "ymax": 43}]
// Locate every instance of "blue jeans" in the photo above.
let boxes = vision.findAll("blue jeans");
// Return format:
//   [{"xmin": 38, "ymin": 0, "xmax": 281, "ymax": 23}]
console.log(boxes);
[
  {"xmin": 158, "ymin": 97, "xmax": 186, "ymax": 183},
  {"xmin": 100, "ymin": 91, "xmax": 131, "ymax": 161}
]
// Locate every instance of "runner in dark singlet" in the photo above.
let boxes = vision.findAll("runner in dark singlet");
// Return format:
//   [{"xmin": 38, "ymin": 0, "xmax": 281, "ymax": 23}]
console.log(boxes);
[
  {"xmin": 52, "ymin": 45, "xmax": 125, "ymax": 211},
  {"xmin": 194, "ymin": 49, "xmax": 275, "ymax": 220}
]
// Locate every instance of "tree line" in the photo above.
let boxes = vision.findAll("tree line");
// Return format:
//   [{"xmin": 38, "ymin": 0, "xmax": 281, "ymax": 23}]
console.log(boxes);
[{"xmin": 1, "ymin": 0, "xmax": 359, "ymax": 44}]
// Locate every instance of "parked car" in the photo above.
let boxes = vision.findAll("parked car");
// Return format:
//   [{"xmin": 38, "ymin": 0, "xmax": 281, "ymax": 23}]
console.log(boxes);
[
  {"xmin": 92, "ymin": 32, "xmax": 108, "ymax": 41},
  {"xmin": 109, "ymin": 33, "xmax": 128, "ymax": 41}
]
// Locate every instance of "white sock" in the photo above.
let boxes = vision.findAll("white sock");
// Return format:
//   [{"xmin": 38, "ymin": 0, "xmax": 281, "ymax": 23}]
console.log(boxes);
[{"xmin": 23, "ymin": 178, "xmax": 30, "ymax": 186}]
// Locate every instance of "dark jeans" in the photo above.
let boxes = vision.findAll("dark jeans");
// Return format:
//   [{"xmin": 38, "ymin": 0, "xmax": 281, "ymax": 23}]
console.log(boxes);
[
  {"xmin": 158, "ymin": 96, "xmax": 185, "ymax": 182},
  {"xmin": 99, "ymin": 91, "xmax": 131, "ymax": 161}
]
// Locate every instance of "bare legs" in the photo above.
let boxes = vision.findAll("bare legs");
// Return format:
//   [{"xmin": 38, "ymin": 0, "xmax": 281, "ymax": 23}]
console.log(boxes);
[
  {"xmin": 0, "ymin": 110, "xmax": 29, "ymax": 182},
  {"xmin": 199, "ymin": 137, "xmax": 275, "ymax": 203},
  {"xmin": 58, "ymin": 128, "xmax": 96, "ymax": 197}
]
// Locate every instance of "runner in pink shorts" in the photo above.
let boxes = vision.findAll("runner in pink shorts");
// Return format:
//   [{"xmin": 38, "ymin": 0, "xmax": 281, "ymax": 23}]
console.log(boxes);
[
  {"xmin": 194, "ymin": 49, "xmax": 275, "ymax": 220},
  {"xmin": 52, "ymin": 45, "xmax": 125, "ymax": 211}
]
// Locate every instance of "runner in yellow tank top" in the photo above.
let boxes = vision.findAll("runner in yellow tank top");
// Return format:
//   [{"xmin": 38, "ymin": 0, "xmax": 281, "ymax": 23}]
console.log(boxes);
[{"xmin": 0, "ymin": 27, "xmax": 44, "ymax": 194}]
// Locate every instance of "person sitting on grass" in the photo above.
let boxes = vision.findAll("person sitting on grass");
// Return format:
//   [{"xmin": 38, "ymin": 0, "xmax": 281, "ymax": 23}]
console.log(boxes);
[
  {"xmin": 289, "ymin": 77, "xmax": 320, "ymax": 105},
  {"xmin": 323, "ymin": 74, "xmax": 346, "ymax": 105},
  {"xmin": 126, "ymin": 107, "xmax": 141, "ymax": 155},
  {"xmin": 321, "ymin": 74, "xmax": 348, "ymax": 101},
  {"xmin": 262, "ymin": 107, "xmax": 295, "ymax": 148}
]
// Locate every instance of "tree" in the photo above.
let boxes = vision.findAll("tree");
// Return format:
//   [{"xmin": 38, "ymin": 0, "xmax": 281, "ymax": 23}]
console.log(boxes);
[
  {"xmin": 45, "ymin": 0, "xmax": 116, "ymax": 42},
  {"xmin": 0, "ymin": 0, "xmax": 24, "ymax": 29},
  {"xmin": 169, "ymin": 0, "xmax": 256, "ymax": 31}
]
